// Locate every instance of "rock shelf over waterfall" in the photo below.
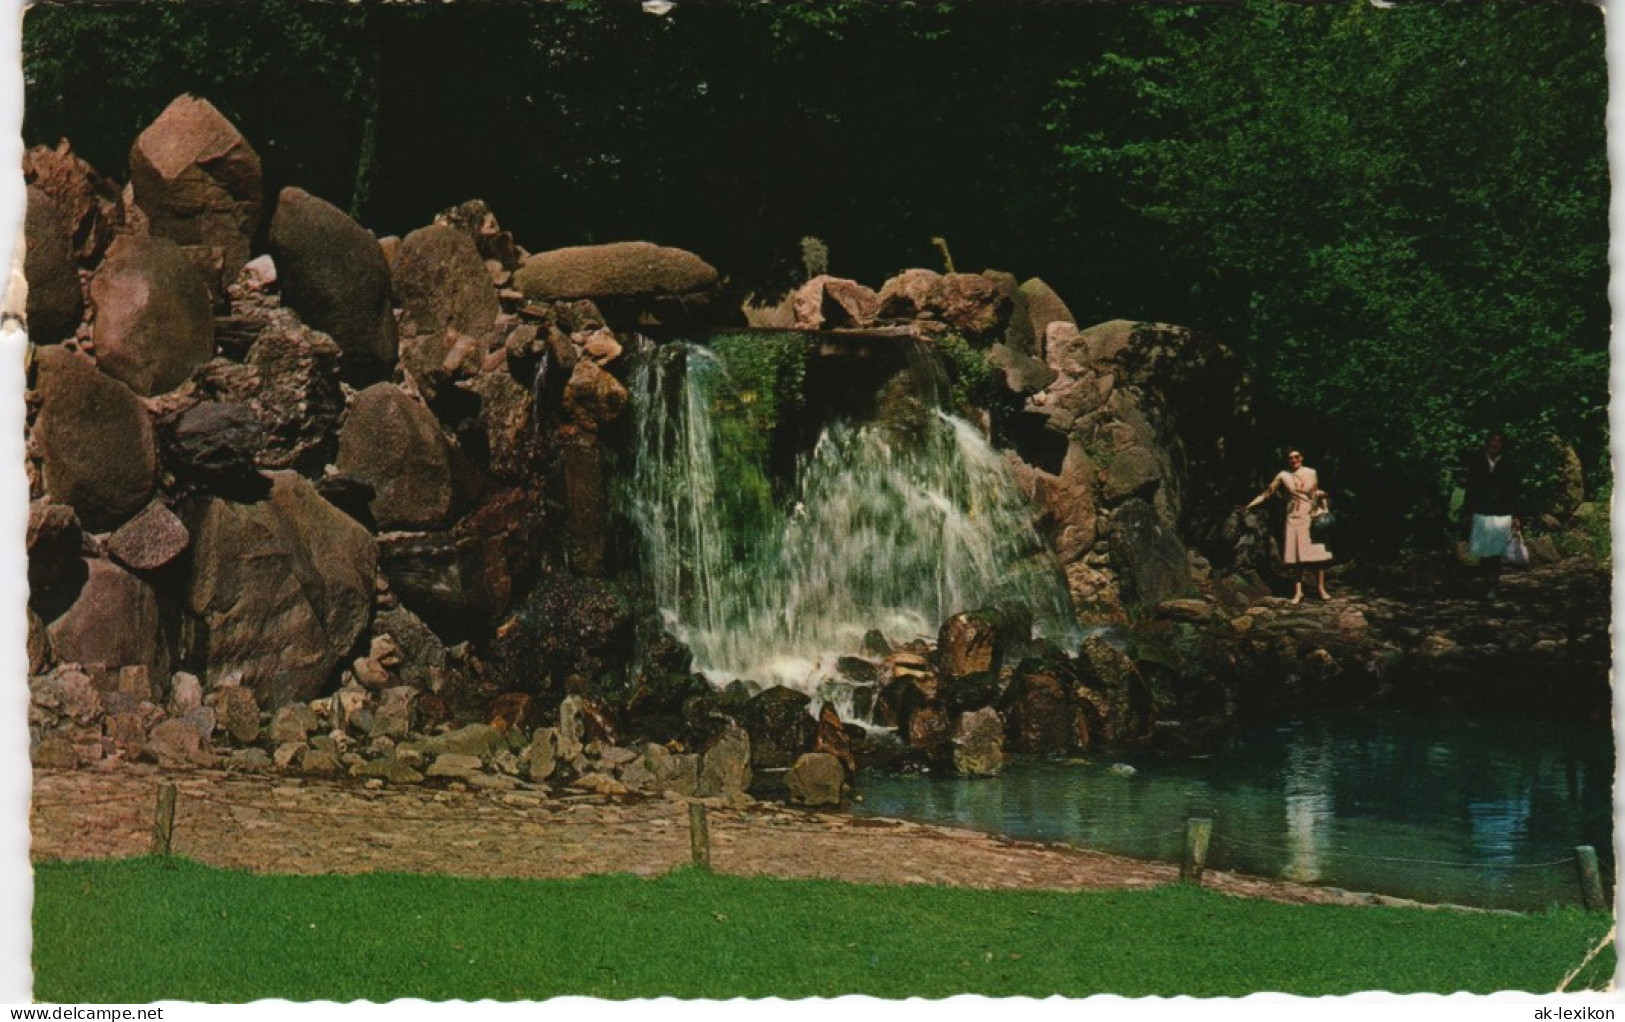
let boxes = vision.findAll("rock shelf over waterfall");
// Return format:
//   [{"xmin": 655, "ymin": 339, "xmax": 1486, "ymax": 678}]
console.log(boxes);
[{"xmin": 22, "ymin": 95, "xmax": 1609, "ymax": 804}]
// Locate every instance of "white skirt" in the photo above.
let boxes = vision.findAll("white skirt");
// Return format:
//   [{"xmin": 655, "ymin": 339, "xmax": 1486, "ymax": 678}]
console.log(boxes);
[{"xmin": 1469, "ymin": 514, "xmax": 1513, "ymax": 559}]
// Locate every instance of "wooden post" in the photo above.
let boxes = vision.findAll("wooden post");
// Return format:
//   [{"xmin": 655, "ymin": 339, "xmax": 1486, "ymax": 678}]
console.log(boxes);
[
  {"xmin": 688, "ymin": 801, "xmax": 711, "ymax": 871},
  {"xmin": 1181, "ymin": 817, "xmax": 1213, "ymax": 885},
  {"xmin": 1574, "ymin": 845, "xmax": 1607, "ymax": 911},
  {"xmin": 151, "ymin": 782, "xmax": 177, "ymax": 857}
]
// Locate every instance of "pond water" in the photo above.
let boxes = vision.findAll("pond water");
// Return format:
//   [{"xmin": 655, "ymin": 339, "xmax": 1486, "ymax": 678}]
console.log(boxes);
[{"xmin": 849, "ymin": 712, "xmax": 1615, "ymax": 910}]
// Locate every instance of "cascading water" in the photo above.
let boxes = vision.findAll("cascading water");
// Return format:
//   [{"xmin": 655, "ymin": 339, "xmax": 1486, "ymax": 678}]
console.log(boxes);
[{"xmin": 628, "ymin": 335, "xmax": 1078, "ymax": 700}]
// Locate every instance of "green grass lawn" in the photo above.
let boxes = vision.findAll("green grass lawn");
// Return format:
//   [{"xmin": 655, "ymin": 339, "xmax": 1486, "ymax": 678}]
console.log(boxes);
[{"xmin": 33, "ymin": 857, "xmax": 1615, "ymax": 1001}]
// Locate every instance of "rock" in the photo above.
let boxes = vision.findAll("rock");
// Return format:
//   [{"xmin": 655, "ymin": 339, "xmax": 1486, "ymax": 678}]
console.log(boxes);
[
  {"xmin": 185, "ymin": 471, "xmax": 377, "ymax": 707},
  {"xmin": 485, "ymin": 692, "xmax": 535, "ymax": 735},
  {"xmin": 23, "ymin": 140, "xmax": 120, "ymax": 264},
  {"xmin": 162, "ymin": 401, "xmax": 265, "ymax": 485},
  {"xmin": 937, "ymin": 611, "xmax": 1000, "ymax": 681},
  {"xmin": 560, "ymin": 434, "xmax": 609, "ymax": 576},
  {"xmin": 226, "ymin": 748, "xmax": 273, "ymax": 773},
  {"xmin": 934, "ymin": 273, "xmax": 1010, "ymax": 339},
  {"xmin": 988, "ymin": 343, "xmax": 1056, "ymax": 396},
  {"xmin": 1001, "ymin": 658, "xmax": 1075, "ymax": 756},
  {"xmin": 1154, "ymin": 598, "xmax": 1213, "ymax": 623},
  {"xmin": 562, "ymin": 359, "xmax": 630, "ymax": 434},
  {"xmin": 1109, "ymin": 498, "xmax": 1192, "ymax": 607},
  {"xmin": 301, "ymin": 748, "xmax": 342, "ymax": 775},
  {"xmin": 645, "ymin": 744, "xmax": 699, "ymax": 796},
  {"xmin": 33, "ymin": 346, "xmax": 157, "ymax": 530},
  {"xmin": 204, "ymin": 684, "xmax": 260, "ymax": 744},
  {"xmin": 269, "ymin": 703, "xmax": 320, "ymax": 743},
  {"xmin": 982, "ymin": 270, "xmax": 1037, "ymax": 355},
  {"xmin": 524, "ymin": 728, "xmax": 558, "ymax": 781},
  {"xmin": 371, "ymin": 686, "xmax": 418, "ymax": 739},
  {"xmin": 460, "ymin": 368, "xmax": 536, "ymax": 483},
  {"xmin": 435, "ymin": 199, "xmax": 521, "ymax": 270},
  {"xmin": 353, "ymin": 757, "xmax": 425, "ymax": 784},
  {"xmin": 1102, "ymin": 446, "xmax": 1161, "ymax": 504},
  {"xmin": 352, "ymin": 656, "xmax": 392, "ymax": 690},
  {"xmin": 812, "ymin": 703, "xmax": 858, "ymax": 777},
  {"xmin": 952, "ymin": 706, "xmax": 1005, "ymax": 777},
  {"xmin": 572, "ymin": 772, "xmax": 627, "ymax": 796},
  {"xmin": 373, "ymin": 605, "xmax": 450, "ymax": 690},
  {"xmin": 394, "ymin": 224, "xmax": 501, "ymax": 341},
  {"xmin": 791, "ymin": 275, "xmax": 880, "ymax": 330},
  {"xmin": 32, "ymin": 736, "xmax": 79, "ymax": 770},
  {"xmin": 514, "ymin": 241, "xmax": 718, "ymax": 302},
  {"xmin": 738, "ymin": 686, "xmax": 815, "ymax": 770},
  {"xmin": 128, "ymin": 94, "xmax": 262, "ymax": 293},
  {"xmin": 377, "ymin": 488, "xmax": 539, "ymax": 641},
  {"xmin": 1075, "ymin": 636, "xmax": 1152, "ymax": 745},
  {"xmin": 89, "ymin": 235, "xmax": 215, "ymax": 396},
  {"xmin": 1016, "ymin": 441, "xmax": 1098, "ymax": 563},
  {"xmin": 107, "ymin": 500, "xmax": 189, "ymax": 572},
  {"xmin": 168, "ymin": 672, "xmax": 203, "ymax": 715},
  {"xmin": 696, "ymin": 724, "xmax": 752, "ymax": 798},
  {"xmin": 1019, "ymin": 278, "xmax": 1075, "ymax": 352},
  {"xmin": 425, "ymin": 723, "xmax": 507, "ymax": 762},
  {"xmin": 486, "ymin": 576, "xmax": 632, "ymax": 694},
  {"xmin": 147, "ymin": 717, "xmax": 215, "ymax": 767},
  {"xmin": 30, "ymin": 665, "xmax": 102, "ymax": 725},
  {"xmin": 239, "ymin": 308, "xmax": 346, "ymax": 472},
  {"xmin": 905, "ymin": 704, "xmax": 952, "ymax": 761},
  {"xmin": 27, "ymin": 608, "xmax": 52, "ymax": 675},
  {"xmin": 45, "ymin": 558, "xmax": 169, "ymax": 679},
  {"xmin": 336, "ymin": 383, "xmax": 475, "ymax": 530},
  {"xmin": 23, "ymin": 186, "xmax": 84, "ymax": 343},
  {"xmin": 26, "ymin": 501, "xmax": 83, "ymax": 613},
  {"xmin": 876, "ymin": 268, "xmax": 942, "ymax": 321},
  {"xmin": 785, "ymin": 752, "xmax": 845, "ymax": 806},
  {"xmin": 268, "ymin": 186, "xmax": 397, "ymax": 379},
  {"xmin": 426, "ymin": 753, "xmax": 483, "ymax": 779}
]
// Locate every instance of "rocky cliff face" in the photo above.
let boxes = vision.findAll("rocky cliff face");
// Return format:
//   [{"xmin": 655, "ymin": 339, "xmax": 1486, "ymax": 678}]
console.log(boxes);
[{"xmin": 23, "ymin": 94, "xmax": 1605, "ymax": 795}]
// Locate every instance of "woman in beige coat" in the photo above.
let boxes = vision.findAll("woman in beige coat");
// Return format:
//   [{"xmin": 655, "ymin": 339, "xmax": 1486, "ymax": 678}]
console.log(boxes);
[{"xmin": 1244, "ymin": 449, "xmax": 1331, "ymax": 604}]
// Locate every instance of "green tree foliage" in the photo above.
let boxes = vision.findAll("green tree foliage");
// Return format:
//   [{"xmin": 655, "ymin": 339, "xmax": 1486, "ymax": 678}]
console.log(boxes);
[{"xmin": 1052, "ymin": 1, "xmax": 1609, "ymax": 534}]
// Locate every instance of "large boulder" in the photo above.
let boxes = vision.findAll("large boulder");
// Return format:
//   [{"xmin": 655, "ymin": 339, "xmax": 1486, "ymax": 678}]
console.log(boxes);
[
  {"xmin": 268, "ymin": 187, "xmax": 397, "ymax": 379},
  {"xmin": 33, "ymin": 346, "xmax": 157, "ymax": 530},
  {"xmin": 336, "ymin": 383, "xmax": 476, "ymax": 531},
  {"xmin": 514, "ymin": 241, "xmax": 718, "ymax": 302},
  {"xmin": 791, "ymin": 276, "xmax": 880, "ymax": 330},
  {"xmin": 45, "ymin": 558, "xmax": 169, "ymax": 680},
  {"xmin": 738, "ymin": 686, "xmax": 815, "ymax": 770},
  {"xmin": 1019, "ymin": 278, "xmax": 1075, "ymax": 354},
  {"xmin": 393, "ymin": 224, "xmax": 502, "ymax": 340},
  {"xmin": 1109, "ymin": 498, "xmax": 1191, "ymax": 607},
  {"xmin": 1074, "ymin": 635, "xmax": 1153, "ymax": 746},
  {"xmin": 128, "ymin": 94, "xmax": 262, "ymax": 294},
  {"xmin": 877, "ymin": 270, "xmax": 1010, "ymax": 340},
  {"xmin": 484, "ymin": 575, "xmax": 633, "ymax": 694},
  {"xmin": 1000, "ymin": 656, "xmax": 1076, "ymax": 756},
  {"xmin": 185, "ymin": 471, "xmax": 377, "ymax": 707},
  {"xmin": 88, "ymin": 235, "xmax": 215, "ymax": 396},
  {"xmin": 27, "ymin": 501, "xmax": 84, "ymax": 616},
  {"xmin": 560, "ymin": 433, "xmax": 608, "ymax": 575},
  {"xmin": 23, "ymin": 187, "xmax": 84, "ymax": 344}
]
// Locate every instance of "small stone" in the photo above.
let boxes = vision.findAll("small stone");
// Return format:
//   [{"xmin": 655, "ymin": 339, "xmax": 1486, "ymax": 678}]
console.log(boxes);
[
  {"xmin": 352, "ymin": 656, "xmax": 392, "ymax": 690},
  {"xmin": 269, "ymin": 703, "xmax": 320, "ymax": 744},
  {"xmin": 353, "ymin": 757, "xmax": 424, "ymax": 784},
  {"xmin": 226, "ymin": 748, "xmax": 272, "ymax": 772},
  {"xmin": 571, "ymin": 772, "xmax": 627, "ymax": 795},
  {"xmin": 524, "ymin": 729, "xmax": 558, "ymax": 781},
  {"xmin": 117, "ymin": 665, "xmax": 152, "ymax": 701},
  {"xmin": 369, "ymin": 634, "xmax": 402, "ymax": 668},
  {"xmin": 273, "ymin": 741, "xmax": 306, "ymax": 769},
  {"xmin": 204, "ymin": 684, "xmax": 261, "ymax": 744},
  {"xmin": 426, "ymin": 753, "xmax": 483, "ymax": 779}
]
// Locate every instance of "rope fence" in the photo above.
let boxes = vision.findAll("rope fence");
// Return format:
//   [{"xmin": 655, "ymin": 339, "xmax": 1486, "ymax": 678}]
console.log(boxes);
[{"xmin": 31, "ymin": 782, "xmax": 1613, "ymax": 911}]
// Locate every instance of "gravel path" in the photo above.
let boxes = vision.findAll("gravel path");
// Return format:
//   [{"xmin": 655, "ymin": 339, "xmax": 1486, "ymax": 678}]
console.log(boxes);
[{"xmin": 31, "ymin": 764, "xmax": 1374, "ymax": 906}]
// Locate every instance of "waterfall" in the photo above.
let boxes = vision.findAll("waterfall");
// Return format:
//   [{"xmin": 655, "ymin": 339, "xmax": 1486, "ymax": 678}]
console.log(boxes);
[{"xmin": 628, "ymin": 337, "xmax": 1078, "ymax": 697}]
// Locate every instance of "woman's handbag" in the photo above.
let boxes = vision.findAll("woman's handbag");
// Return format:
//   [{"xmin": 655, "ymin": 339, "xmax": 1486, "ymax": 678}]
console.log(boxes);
[
  {"xmin": 1310, "ymin": 497, "xmax": 1337, "ymax": 541},
  {"xmin": 1503, "ymin": 527, "xmax": 1530, "ymax": 567}
]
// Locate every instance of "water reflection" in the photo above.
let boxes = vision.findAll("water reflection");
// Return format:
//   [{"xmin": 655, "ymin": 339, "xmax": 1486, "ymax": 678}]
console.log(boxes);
[{"xmin": 850, "ymin": 712, "xmax": 1613, "ymax": 910}]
